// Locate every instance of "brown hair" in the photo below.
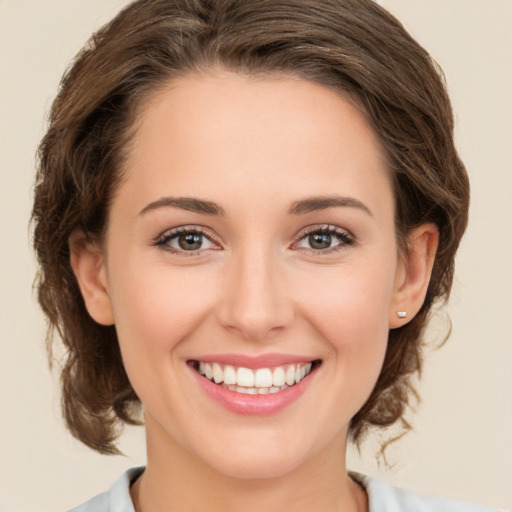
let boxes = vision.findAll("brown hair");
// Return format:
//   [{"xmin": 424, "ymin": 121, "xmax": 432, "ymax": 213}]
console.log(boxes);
[{"xmin": 32, "ymin": 0, "xmax": 469, "ymax": 455}]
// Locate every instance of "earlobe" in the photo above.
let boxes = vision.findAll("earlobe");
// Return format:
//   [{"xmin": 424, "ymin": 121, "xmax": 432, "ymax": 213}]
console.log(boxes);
[
  {"xmin": 69, "ymin": 230, "xmax": 115, "ymax": 326},
  {"xmin": 389, "ymin": 223, "xmax": 439, "ymax": 329}
]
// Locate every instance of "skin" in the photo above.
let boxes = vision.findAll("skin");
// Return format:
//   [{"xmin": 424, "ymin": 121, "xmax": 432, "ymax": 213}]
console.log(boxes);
[{"xmin": 71, "ymin": 71, "xmax": 438, "ymax": 512}]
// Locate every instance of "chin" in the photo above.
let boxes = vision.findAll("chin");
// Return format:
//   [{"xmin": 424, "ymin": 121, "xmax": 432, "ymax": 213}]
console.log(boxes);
[
  {"xmin": 194, "ymin": 431, "xmax": 312, "ymax": 480},
  {"xmin": 207, "ymin": 452, "xmax": 304, "ymax": 480}
]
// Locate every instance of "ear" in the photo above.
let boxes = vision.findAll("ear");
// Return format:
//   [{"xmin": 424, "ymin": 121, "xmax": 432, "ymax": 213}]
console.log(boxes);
[
  {"xmin": 389, "ymin": 223, "xmax": 439, "ymax": 328},
  {"xmin": 69, "ymin": 229, "xmax": 115, "ymax": 326}
]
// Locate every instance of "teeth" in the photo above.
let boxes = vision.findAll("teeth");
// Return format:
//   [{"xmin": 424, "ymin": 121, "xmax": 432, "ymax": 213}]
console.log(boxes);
[
  {"xmin": 223, "ymin": 384, "xmax": 290, "ymax": 394},
  {"xmin": 237, "ymin": 367, "xmax": 255, "ymax": 387},
  {"xmin": 196, "ymin": 360, "xmax": 316, "ymax": 391},
  {"xmin": 285, "ymin": 365, "xmax": 296, "ymax": 386},
  {"xmin": 254, "ymin": 368, "xmax": 273, "ymax": 387},
  {"xmin": 272, "ymin": 367, "xmax": 286, "ymax": 387},
  {"xmin": 212, "ymin": 363, "xmax": 223, "ymax": 384},
  {"xmin": 223, "ymin": 365, "xmax": 237, "ymax": 385}
]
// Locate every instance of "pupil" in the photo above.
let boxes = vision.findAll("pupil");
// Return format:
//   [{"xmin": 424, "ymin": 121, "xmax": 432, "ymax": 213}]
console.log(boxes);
[
  {"xmin": 309, "ymin": 232, "xmax": 331, "ymax": 249},
  {"xmin": 179, "ymin": 233, "xmax": 202, "ymax": 250}
]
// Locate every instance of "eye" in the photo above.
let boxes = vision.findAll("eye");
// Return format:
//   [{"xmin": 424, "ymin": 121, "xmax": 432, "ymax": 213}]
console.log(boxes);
[
  {"xmin": 293, "ymin": 226, "xmax": 355, "ymax": 253},
  {"xmin": 155, "ymin": 227, "xmax": 219, "ymax": 254}
]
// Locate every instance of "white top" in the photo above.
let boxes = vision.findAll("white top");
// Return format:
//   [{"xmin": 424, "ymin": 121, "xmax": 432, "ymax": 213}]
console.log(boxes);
[{"xmin": 68, "ymin": 467, "xmax": 502, "ymax": 512}]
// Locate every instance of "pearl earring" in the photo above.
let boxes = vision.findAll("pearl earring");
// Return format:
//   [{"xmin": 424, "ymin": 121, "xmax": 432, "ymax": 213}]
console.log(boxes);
[{"xmin": 396, "ymin": 311, "xmax": 407, "ymax": 319}]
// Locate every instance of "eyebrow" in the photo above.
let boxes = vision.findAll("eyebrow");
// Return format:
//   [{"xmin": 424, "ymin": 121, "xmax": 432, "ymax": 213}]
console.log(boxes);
[
  {"xmin": 138, "ymin": 197, "xmax": 225, "ymax": 216},
  {"xmin": 288, "ymin": 195, "xmax": 373, "ymax": 216},
  {"xmin": 138, "ymin": 194, "xmax": 372, "ymax": 218}
]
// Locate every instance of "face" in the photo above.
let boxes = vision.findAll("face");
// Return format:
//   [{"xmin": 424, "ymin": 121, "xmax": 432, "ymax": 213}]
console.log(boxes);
[{"xmin": 78, "ymin": 71, "xmax": 414, "ymax": 478}]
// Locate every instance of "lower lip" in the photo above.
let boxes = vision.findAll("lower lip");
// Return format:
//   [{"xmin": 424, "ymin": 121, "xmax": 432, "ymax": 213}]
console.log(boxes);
[{"xmin": 190, "ymin": 366, "xmax": 317, "ymax": 416}]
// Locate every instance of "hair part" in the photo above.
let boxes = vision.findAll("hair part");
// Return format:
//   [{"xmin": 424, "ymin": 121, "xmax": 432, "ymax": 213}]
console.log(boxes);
[{"xmin": 33, "ymin": 0, "xmax": 469, "ymax": 455}]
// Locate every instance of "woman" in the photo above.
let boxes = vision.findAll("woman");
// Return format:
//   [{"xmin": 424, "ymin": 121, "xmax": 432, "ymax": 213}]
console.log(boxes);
[{"xmin": 31, "ymin": 1, "xmax": 499, "ymax": 511}]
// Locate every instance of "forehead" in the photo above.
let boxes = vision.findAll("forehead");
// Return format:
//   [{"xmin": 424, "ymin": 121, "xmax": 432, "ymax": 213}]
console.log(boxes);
[{"xmin": 119, "ymin": 71, "xmax": 393, "ymax": 219}]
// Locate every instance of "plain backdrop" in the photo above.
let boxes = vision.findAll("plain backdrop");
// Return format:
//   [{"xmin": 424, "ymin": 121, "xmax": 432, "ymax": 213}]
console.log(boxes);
[{"xmin": 0, "ymin": 1, "xmax": 511, "ymax": 511}]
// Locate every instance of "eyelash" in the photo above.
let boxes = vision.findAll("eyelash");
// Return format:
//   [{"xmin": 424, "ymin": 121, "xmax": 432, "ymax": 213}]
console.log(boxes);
[
  {"xmin": 154, "ymin": 224, "xmax": 355, "ymax": 256},
  {"xmin": 291, "ymin": 225, "xmax": 356, "ymax": 255},
  {"xmin": 154, "ymin": 226, "xmax": 221, "ymax": 255}
]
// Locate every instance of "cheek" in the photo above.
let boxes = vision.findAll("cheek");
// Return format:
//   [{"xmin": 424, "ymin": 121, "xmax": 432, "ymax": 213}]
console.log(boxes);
[
  {"xmin": 106, "ymin": 263, "xmax": 220, "ymax": 428},
  {"xmin": 108, "ymin": 263, "xmax": 216, "ymax": 358},
  {"xmin": 296, "ymin": 261, "xmax": 395, "ymax": 385},
  {"xmin": 301, "ymin": 261, "xmax": 394, "ymax": 334}
]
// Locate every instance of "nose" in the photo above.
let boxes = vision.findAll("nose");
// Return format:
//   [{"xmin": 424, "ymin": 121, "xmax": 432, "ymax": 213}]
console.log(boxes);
[{"xmin": 216, "ymin": 245, "xmax": 294, "ymax": 341}]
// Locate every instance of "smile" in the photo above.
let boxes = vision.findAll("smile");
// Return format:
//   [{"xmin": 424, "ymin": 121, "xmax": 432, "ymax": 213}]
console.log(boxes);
[
  {"xmin": 193, "ymin": 361, "xmax": 317, "ymax": 395},
  {"xmin": 188, "ymin": 355, "xmax": 322, "ymax": 415}
]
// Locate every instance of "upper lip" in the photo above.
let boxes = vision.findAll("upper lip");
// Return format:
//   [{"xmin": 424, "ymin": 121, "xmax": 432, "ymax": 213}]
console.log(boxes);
[{"xmin": 188, "ymin": 353, "xmax": 319, "ymax": 369}]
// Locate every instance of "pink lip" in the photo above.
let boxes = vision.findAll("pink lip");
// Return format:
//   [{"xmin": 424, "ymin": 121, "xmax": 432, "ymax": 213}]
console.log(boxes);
[
  {"xmin": 188, "ymin": 352, "xmax": 317, "ymax": 369},
  {"xmin": 189, "ymin": 362, "xmax": 319, "ymax": 416}
]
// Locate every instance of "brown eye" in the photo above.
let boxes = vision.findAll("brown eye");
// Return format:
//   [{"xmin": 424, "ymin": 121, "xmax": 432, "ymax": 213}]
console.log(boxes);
[
  {"xmin": 156, "ymin": 228, "xmax": 218, "ymax": 254},
  {"xmin": 308, "ymin": 232, "xmax": 332, "ymax": 250},
  {"xmin": 178, "ymin": 232, "xmax": 203, "ymax": 250},
  {"xmin": 294, "ymin": 226, "xmax": 355, "ymax": 253}
]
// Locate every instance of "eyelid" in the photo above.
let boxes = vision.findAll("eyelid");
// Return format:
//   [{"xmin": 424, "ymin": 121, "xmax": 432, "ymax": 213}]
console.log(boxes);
[
  {"xmin": 290, "ymin": 224, "xmax": 356, "ymax": 252},
  {"xmin": 153, "ymin": 225, "xmax": 222, "ymax": 254},
  {"xmin": 293, "ymin": 224, "xmax": 354, "ymax": 241},
  {"xmin": 152, "ymin": 223, "xmax": 355, "ymax": 255}
]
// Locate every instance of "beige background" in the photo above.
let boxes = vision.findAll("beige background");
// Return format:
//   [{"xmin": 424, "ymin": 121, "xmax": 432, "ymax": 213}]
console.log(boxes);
[{"xmin": 0, "ymin": 1, "xmax": 511, "ymax": 510}]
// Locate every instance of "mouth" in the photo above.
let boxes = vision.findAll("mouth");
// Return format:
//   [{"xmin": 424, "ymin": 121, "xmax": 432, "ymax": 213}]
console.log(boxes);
[{"xmin": 188, "ymin": 359, "xmax": 322, "ymax": 396}]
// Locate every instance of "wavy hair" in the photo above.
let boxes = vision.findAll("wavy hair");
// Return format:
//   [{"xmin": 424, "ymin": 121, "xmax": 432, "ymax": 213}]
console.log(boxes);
[{"xmin": 32, "ymin": 0, "xmax": 469, "ymax": 454}]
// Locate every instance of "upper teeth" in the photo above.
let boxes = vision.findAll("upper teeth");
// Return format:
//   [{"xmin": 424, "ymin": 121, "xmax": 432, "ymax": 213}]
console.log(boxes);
[{"xmin": 198, "ymin": 362, "xmax": 313, "ymax": 388}]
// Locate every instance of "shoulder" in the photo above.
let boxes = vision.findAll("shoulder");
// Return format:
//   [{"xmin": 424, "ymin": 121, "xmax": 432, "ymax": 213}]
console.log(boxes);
[
  {"xmin": 67, "ymin": 467, "xmax": 143, "ymax": 512},
  {"xmin": 351, "ymin": 472, "xmax": 503, "ymax": 512},
  {"xmin": 66, "ymin": 467, "xmax": 503, "ymax": 512}
]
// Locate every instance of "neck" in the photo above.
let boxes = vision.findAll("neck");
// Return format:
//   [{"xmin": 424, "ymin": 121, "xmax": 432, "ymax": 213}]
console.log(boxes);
[{"xmin": 131, "ymin": 415, "xmax": 367, "ymax": 512}]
